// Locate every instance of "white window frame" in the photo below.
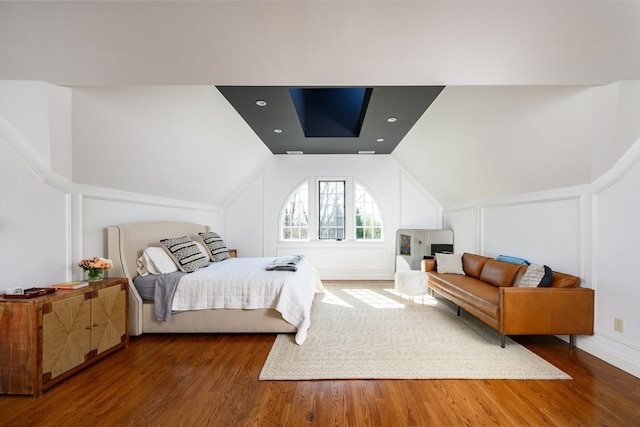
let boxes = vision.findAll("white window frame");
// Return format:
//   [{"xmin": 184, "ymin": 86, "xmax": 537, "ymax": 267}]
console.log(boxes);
[
  {"xmin": 279, "ymin": 176, "xmax": 384, "ymax": 242},
  {"xmin": 280, "ymin": 180, "xmax": 310, "ymax": 241}
]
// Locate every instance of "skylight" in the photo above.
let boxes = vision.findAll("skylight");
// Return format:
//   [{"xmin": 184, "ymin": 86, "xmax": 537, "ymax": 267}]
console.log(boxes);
[{"xmin": 289, "ymin": 87, "xmax": 372, "ymax": 138}]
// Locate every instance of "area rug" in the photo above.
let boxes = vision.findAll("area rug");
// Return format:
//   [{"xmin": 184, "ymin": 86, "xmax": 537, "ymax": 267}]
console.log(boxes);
[{"xmin": 260, "ymin": 283, "xmax": 570, "ymax": 380}]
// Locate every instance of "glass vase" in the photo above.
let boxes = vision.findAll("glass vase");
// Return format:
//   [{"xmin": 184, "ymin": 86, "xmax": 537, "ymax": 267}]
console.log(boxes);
[{"xmin": 87, "ymin": 268, "xmax": 104, "ymax": 282}]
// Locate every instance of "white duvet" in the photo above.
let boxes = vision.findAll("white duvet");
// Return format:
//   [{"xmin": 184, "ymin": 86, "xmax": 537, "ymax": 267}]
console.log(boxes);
[{"xmin": 171, "ymin": 257, "xmax": 325, "ymax": 344}]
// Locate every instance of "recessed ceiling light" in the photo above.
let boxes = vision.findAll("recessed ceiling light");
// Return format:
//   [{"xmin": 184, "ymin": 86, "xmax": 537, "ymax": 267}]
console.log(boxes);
[
  {"xmin": 286, "ymin": 151, "xmax": 303, "ymax": 155},
  {"xmin": 256, "ymin": 100, "xmax": 267, "ymax": 107},
  {"xmin": 273, "ymin": 128, "xmax": 283, "ymax": 133},
  {"xmin": 387, "ymin": 117, "xmax": 397, "ymax": 123},
  {"xmin": 359, "ymin": 150, "xmax": 375, "ymax": 154},
  {"xmin": 377, "ymin": 138, "xmax": 384, "ymax": 142}
]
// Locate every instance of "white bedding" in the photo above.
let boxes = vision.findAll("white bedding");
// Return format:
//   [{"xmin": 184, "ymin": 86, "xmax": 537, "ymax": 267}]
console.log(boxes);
[{"xmin": 172, "ymin": 257, "xmax": 324, "ymax": 344}]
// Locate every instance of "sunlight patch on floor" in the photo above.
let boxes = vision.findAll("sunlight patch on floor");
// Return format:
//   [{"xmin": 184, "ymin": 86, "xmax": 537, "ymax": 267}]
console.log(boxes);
[
  {"xmin": 384, "ymin": 288, "xmax": 439, "ymax": 307},
  {"xmin": 320, "ymin": 290, "xmax": 354, "ymax": 308},
  {"xmin": 342, "ymin": 288, "xmax": 405, "ymax": 309}
]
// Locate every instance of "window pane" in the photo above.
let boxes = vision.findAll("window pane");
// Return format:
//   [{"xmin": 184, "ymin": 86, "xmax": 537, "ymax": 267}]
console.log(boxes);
[
  {"xmin": 281, "ymin": 182, "xmax": 309, "ymax": 240},
  {"xmin": 319, "ymin": 180, "xmax": 345, "ymax": 240},
  {"xmin": 355, "ymin": 182, "xmax": 383, "ymax": 240}
]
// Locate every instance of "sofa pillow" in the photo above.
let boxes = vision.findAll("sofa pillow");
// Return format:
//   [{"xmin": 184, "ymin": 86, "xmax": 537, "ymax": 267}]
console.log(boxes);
[
  {"xmin": 436, "ymin": 253, "xmax": 465, "ymax": 275},
  {"xmin": 160, "ymin": 236, "xmax": 209, "ymax": 273},
  {"xmin": 136, "ymin": 246, "xmax": 179, "ymax": 276},
  {"xmin": 198, "ymin": 232, "xmax": 231, "ymax": 262},
  {"xmin": 538, "ymin": 265, "xmax": 553, "ymax": 287},
  {"xmin": 496, "ymin": 254, "xmax": 531, "ymax": 265},
  {"xmin": 517, "ymin": 263, "xmax": 545, "ymax": 287}
]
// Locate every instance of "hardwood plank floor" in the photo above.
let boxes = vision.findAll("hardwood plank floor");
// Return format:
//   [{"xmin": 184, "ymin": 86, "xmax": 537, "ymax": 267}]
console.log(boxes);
[{"xmin": 2, "ymin": 284, "xmax": 639, "ymax": 426}]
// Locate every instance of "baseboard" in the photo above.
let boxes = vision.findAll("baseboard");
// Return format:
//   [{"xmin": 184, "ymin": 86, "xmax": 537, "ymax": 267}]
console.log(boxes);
[{"xmin": 575, "ymin": 336, "xmax": 640, "ymax": 379}]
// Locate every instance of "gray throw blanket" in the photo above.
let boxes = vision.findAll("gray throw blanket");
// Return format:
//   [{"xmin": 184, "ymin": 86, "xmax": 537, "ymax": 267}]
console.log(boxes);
[
  {"xmin": 133, "ymin": 272, "xmax": 186, "ymax": 322},
  {"xmin": 265, "ymin": 255, "xmax": 304, "ymax": 272}
]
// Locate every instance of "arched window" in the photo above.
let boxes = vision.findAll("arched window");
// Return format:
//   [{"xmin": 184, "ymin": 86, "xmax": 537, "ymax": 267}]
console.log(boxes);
[
  {"xmin": 281, "ymin": 181, "xmax": 309, "ymax": 240},
  {"xmin": 280, "ymin": 178, "xmax": 383, "ymax": 241},
  {"xmin": 354, "ymin": 182, "xmax": 382, "ymax": 240}
]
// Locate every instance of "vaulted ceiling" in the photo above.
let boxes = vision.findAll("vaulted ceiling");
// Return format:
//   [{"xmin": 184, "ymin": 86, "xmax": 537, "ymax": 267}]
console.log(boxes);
[{"xmin": 1, "ymin": 1, "xmax": 638, "ymax": 207}]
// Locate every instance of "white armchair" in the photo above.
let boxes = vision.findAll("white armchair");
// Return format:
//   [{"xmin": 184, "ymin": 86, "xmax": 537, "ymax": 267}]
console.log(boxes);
[{"xmin": 394, "ymin": 256, "xmax": 429, "ymax": 307}]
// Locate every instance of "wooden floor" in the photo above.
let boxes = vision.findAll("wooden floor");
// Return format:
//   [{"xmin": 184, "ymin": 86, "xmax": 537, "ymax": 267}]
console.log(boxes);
[{"xmin": 2, "ymin": 304, "xmax": 639, "ymax": 426}]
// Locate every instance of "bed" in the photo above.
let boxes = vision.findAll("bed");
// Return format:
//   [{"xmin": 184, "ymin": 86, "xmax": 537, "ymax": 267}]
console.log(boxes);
[{"xmin": 107, "ymin": 221, "xmax": 324, "ymax": 344}]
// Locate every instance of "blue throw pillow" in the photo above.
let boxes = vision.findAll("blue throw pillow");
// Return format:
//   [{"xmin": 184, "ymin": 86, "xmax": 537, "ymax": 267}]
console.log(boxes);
[{"xmin": 496, "ymin": 255, "xmax": 531, "ymax": 265}]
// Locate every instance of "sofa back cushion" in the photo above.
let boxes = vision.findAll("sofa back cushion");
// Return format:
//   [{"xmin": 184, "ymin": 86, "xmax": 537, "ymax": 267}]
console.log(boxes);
[
  {"xmin": 550, "ymin": 271, "xmax": 580, "ymax": 288},
  {"xmin": 462, "ymin": 253, "xmax": 489, "ymax": 279},
  {"xmin": 479, "ymin": 259, "xmax": 521, "ymax": 287}
]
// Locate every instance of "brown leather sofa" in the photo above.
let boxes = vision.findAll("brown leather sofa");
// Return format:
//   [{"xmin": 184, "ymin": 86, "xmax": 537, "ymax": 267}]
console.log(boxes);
[{"xmin": 425, "ymin": 253, "xmax": 594, "ymax": 347}]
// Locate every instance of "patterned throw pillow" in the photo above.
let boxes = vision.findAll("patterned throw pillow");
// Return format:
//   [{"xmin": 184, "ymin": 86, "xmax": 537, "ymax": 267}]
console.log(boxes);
[
  {"xmin": 160, "ymin": 236, "xmax": 209, "ymax": 273},
  {"xmin": 436, "ymin": 253, "xmax": 466, "ymax": 275},
  {"xmin": 518, "ymin": 264, "xmax": 553, "ymax": 287},
  {"xmin": 198, "ymin": 232, "xmax": 231, "ymax": 262},
  {"xmin": 518, "ymin": 263, "xmax": 545, "ymax": 287}
]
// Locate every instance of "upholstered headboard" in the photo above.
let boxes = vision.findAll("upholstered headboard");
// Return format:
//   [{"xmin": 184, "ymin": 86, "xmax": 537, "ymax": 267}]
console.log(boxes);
[{"xmin": 107, "ymin": 221, "xmax": 211, "ymax": 282}]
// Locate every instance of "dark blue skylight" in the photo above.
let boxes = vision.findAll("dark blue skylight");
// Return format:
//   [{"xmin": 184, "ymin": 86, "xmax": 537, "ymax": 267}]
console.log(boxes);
[{"xmin": 290, "ymin": 87, "xmax": 372, "ymax": 138}]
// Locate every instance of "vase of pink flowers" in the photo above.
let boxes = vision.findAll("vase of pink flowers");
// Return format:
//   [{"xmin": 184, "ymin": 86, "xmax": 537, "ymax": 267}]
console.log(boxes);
[{"xmin": 78, "ymin": 257, "xmax": 113, "ymax": 282}]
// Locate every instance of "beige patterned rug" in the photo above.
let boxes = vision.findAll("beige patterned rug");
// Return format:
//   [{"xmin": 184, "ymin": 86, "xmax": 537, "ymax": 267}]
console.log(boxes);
[{"xmin": 260, "ymin": 283, "xmax": 570, "ymax": 380}]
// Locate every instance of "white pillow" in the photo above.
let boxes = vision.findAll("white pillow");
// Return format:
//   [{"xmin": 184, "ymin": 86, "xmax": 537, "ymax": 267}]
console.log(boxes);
[
  {"xmin": 136, "ymin": 247, "xmax": 179, "ymax": 276},
  {"xmin": 436, "ymin": 253, "xmax": 466, "ymax": 275}
]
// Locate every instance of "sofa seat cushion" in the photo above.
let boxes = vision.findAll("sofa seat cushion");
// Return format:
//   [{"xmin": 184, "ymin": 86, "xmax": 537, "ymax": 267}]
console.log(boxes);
[{"xmin": 428, "ymin": 273, "xmax": 500, "ymax": 319}]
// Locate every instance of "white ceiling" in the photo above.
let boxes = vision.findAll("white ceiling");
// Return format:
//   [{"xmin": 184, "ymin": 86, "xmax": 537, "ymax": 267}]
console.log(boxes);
[
  {"xmin": 1, "ymin": 1, "xmax": 639, "ymax": 207},
  {"xmin": 1, "ymin": 1, "xmax": 638, "ymax": 86}
]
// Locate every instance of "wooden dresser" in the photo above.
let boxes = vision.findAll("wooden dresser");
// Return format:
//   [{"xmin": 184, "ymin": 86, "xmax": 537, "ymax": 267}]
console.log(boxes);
[{"xmin": 0, "ymin": 278, "xmax": 129, "ymax": 398}]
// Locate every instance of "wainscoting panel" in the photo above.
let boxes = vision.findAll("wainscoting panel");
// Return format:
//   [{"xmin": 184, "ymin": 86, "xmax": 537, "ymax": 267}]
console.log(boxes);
[
  {"xmin": 481, "ymin": 197, "xmax": 582, "ymax": 275},
  {"xmin": 277, "ymin": 244, "xmax": 392, "ymax": 280}
]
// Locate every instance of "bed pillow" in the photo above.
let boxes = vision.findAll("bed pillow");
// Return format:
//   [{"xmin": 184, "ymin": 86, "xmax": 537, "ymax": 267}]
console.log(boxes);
[
  {"xmin": 198, "ymin": 232, "xmax": 231, "ymax": 262},
  {"xmin": 160, "ymin": 236, "xmax": 209, "ymax": 273},
  {"xmin": 136, "ymin": 246, "xmax": 180, "ymax": 276},
  {"xmin": 195, "ymin": 241, "xmax": 211, "ymax": 262},
  {"xmin": 436, "ymin": 253, "xmax": 466, "ymax": 275}
]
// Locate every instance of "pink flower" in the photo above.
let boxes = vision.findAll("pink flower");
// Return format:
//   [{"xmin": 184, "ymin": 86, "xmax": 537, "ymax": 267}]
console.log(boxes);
[{"xmin": 78, "ymin": 257, "xmax": 113, "ymax": 271}]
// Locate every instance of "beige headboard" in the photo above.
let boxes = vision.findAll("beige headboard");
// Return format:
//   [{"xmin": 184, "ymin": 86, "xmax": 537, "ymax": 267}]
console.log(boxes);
[{"xmin": 107, "ymin": 221, "xmax": 211, "ymax": 281}]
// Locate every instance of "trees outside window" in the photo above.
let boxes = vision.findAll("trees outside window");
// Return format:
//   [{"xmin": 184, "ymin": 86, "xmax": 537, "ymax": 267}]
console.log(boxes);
[{"xmin": 281, "ymin": 178, "xmax": 383, "ymax": 241}]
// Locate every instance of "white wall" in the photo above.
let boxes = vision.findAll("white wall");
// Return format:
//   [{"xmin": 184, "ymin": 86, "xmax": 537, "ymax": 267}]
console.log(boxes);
[
  {"xmin": 445, "ymin": 141, "xmax": 640, "ymax": 378},
  {"xmin": 225, "ymin": 154, "xmax": 443, "ymax": 279},
  {"xmin": 591, "ymin": 80, "xmax": 640, "ymax": 180},
  {"xmin": 590, "ymin": 142, "xmax": 640, "ymax": 378},
  {"xmin": 395, "ymin": 85, "xmax": 595, "ymax": 207},
  {"xmin": 0, "ymin": 83, "xmax": 223, "ymax": 287},
  {"xmin": 0, "ymin": 137, "xmax": 70, "ymax": 288},
  {"xmin": 71, "ymin": 86, "xmax": 272, "ymax": 206}
]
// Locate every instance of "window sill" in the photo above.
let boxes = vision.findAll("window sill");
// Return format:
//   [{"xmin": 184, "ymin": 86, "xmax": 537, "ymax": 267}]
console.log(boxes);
[{"xmin": 277, "ymin": 240, "xmax": 387, "ymax": 246}]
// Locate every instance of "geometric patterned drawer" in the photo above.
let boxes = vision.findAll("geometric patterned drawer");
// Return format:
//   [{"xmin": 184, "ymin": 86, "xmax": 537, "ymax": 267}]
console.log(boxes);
[{"xmin": 43, "ymin": 294, "xmax": 91, "ymax": 380}]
